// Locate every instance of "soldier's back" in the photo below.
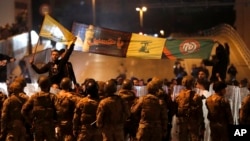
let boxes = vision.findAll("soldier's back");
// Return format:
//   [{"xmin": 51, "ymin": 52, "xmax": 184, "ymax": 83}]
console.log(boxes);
[
  {"xmin": 56, "ymin": 91, "xmax": 76, "ymax": 120},
  {"xmin": 0, "ymin": 91, "xmax": 7, "ymax": 113},
  {"xmin": 5, "ymin": 93, "xmax": 28, "ymax": 118},
  {"xmin": 131, "ymin": 94, "xmax": 163, "ymax": 125},
  {"xmin": 118, "ymin": 89, "xmax": 136, "ymax": 108},
  {"xmin": 240, "ymin": 94, "xmax": 250, "ymax": 124},
  {"xmin": 78, "ymin": 96, "xmax": 99, "ymax": 124},
  {"xmin": 31, "ymin": 91, "xmax": 57, "ymax": 121},
  {"xmin": 98, "ymin": 95, "xmax": 127, "ymax": 125},
  {"xmin": 206, "ymin": 94, "xmax": 230, "ymax": 123}
]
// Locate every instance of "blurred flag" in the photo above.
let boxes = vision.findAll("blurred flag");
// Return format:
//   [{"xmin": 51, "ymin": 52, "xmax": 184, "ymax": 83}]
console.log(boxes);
[
  {"xmin": 163, "ymin": 39, "xmax": 215, "ymax": 59},
  {"xmin": 39, "ymin": 14, "xmax": 76, "ymax": 46},
  {"xmin": 126, "ymin": 33, "xmax": 166, "ymax": 59}
]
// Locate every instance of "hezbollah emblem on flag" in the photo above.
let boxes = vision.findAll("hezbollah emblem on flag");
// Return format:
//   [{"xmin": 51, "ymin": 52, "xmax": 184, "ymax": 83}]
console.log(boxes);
[{"xmin": 179, "ymin": 40, "xmax": 200, "ymax": 55}]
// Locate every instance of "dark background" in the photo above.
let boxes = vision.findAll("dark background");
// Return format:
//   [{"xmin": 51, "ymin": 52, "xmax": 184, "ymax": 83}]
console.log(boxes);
[{"xmin": 31, "ymin": 0, "xmax": 236, "ymax": 36}]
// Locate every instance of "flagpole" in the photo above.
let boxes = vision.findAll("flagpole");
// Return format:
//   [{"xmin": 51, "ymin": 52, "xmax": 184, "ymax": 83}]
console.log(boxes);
[{"xmin": 32, "ymin": 37, "xmax": 41, "ymax": 61}]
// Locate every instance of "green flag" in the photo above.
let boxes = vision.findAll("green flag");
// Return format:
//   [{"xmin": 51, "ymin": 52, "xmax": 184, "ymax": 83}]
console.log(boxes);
[{"xmin": 163, "ymin": 39, "xmax": 215, "ymax": 59}]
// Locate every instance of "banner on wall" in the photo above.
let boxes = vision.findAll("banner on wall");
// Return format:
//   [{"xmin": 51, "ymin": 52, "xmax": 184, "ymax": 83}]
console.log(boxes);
[
  {"xmin": 71, "ymin": 23, "xmax": 132, "ymax": 57},
  {"xmin": 72, "ymin": 22, "xmax": 215, "ymax": 59}
]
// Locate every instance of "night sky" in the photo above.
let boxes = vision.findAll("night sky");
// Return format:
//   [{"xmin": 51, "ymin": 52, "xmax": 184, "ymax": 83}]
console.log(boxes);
[{"xmin": 32, "ymin": 0, "xmax": 236, "ymax": 36}]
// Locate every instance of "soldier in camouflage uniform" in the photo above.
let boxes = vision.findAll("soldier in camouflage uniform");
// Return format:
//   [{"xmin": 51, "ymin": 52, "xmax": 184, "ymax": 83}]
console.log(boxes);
[
  {"xmin": 131, "ymin": 79, "xmax": 168, "ymax": 141},
  {"xmin": 97, "ymin": 81, "xmax": 105, "ymax": 100},
  {"xmin": 21, "ymin": 75, "xmax": 57, "ymax": 141},
  {"xmin": 73, "ymin": 78, "xmax": 102, "ymax": 141},
  {"xmin": 13, "ymin": 76, "xmax": 33, "ymax": 141},
  {"xmin": 117, "ymin": 79, "xmax": 138, "ymax": 140},
  {"xmin": 96, "ymin": 79, "xmax": 130, "ymax": 141},
  {"xmin": 0, "ymin": 90, "xmax": 7, "ymax": 139},
  {"xmin": 174, "ymin": 75, "xmax": 204, "ymax": 141},
  {"xmin": 240, "ymin": 93, "xmax": 250, "ymax": 124},
  {"xmin": 151, "ymin": 77, "xmax": 175, "ymax": 141},
  {"xmin": 55, "ymin": 77, "xmax": 79, "ymax": 141},
  {"xmin": 206, "ymin": 81, "xmax": 233, "ymax": 141},
  {"xmin": 1, "ymin": 81, "xmax": 28, "ymax": 141}
]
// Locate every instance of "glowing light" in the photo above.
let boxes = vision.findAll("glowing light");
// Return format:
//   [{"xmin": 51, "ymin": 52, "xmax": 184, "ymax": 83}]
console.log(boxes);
[
  {"xmin": 160, "ymin": 30, "xmax": 164, "ymax": 36},
  {"xmin": 136, "ymin": 6, "xmax": 147, "ymax": 28}
]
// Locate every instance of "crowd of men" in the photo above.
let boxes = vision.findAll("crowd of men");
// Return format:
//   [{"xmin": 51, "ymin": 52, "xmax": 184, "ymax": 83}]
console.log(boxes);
[{"xmin": 1, "ymin": 69, "xmax": 250, "ymax": 141}]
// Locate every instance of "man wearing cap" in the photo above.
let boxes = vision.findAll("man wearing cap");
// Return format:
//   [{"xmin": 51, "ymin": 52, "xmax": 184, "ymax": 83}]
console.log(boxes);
[{"xmin": 206, "ymin": 81, "xmax": 233, "ymax": 141}]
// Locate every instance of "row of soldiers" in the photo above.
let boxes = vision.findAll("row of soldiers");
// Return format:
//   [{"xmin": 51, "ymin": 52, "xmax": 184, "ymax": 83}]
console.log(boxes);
[
  {"xmin": 0, "ymin": 74, "xmax": 170, "ymax": 141},
  {"xmin": 1, "ymin": 74, "xmax": 250, "ymax": 141}
]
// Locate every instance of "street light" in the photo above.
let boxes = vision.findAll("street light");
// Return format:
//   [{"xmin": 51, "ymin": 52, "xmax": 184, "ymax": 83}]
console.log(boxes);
[
  {"xmin": 92, "ymin": 0, "xmax": 96, "ymax": 25},
  {"xmin": 136, "ymin": 6, "xmax": 147, "ymax": 30},
  {"xmin": 160, "ymin": 30, "xmax": 165, "ymax": 36}
]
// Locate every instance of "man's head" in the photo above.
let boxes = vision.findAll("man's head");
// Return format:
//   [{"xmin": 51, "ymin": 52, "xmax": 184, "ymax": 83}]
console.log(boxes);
[
  {"xmin": 198, "ymin": 70, "xmax": 207, "ymax": 80},
  {"xmin": 51, "ymin": 49, "xmax": 60, "ymax": 62},
  {"xmin": 14, "ymin": 76, "xmax": 27, "ymax": 88},
  {"xmin": 8, "ymin": 81, "xmax": 22, "ymax": 94},
  {"xmin": 37, "ymin": 75, "xmax": 51, "ymax": 90},
  {"xmin": 121, "ymin": 79, "xmax": 133, "ymax": 90},
  {"xmin": 60, "ymin": 77, "xmax": 72, "ymax": 90},
  {"xmin": 85, "ymin": 79, "xmax": 99, "ymax": 98},
  {"xmin": 131, "ymin": 78, "xmax": 139, "ymax": 86},
  {"xmin": 151, "ymin": 76, "xmax": 163, "ymax": 89},
  {"xmin": 182, "ymin": 75, "xmax": 195, "ymax": 89},
  {"xmin": 104, "ymin": 79, "xmax": 117, "ymax": 95},
  {"xmin": 213, "ymin": 81, "xmax": 227, "ymax": 93},
  {"xmin": 146, "ymin": 80, "xmax": 159, "ymax": 94}
]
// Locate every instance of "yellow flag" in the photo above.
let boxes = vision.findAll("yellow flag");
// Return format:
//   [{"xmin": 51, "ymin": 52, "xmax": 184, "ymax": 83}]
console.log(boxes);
[
  {"xmin": 39, "ymin": 14, "xmax": 76, "ymax": 45},
  {"xmin": 126, "ymin": 33, "xmax": 166, "ymax": 59}
]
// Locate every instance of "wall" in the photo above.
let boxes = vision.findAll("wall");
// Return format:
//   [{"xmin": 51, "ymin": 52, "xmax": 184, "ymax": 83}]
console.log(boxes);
[
  {"xmin": 235, "ymin": 0, "xmax": 250, "ymax": 49},
  {"xmin": 68, "ymin": 51, "xmax": 177, "ymax": 83},
  {"xmin": 0, "ymin": 0, "xmax": 31, "ymax": 28},
  {"xmin": 0, "ymin": 0, "xmax": 15, "ymax": 26}
]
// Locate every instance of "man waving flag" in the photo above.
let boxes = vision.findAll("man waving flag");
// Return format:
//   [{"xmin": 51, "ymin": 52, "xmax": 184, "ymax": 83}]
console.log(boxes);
[{"xmin": 39, "ymin": 14, "xmax": 76, "ymax": 46}]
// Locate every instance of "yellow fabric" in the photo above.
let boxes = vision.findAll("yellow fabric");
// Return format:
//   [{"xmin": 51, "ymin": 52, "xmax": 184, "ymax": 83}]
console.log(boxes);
[
  {"xmin": 126, "ymin": 33, "xmax": 166, "ymax": 59},
  {"xmin": 39, "ymin": 14, "xmax": 76, "ymax": 46}
]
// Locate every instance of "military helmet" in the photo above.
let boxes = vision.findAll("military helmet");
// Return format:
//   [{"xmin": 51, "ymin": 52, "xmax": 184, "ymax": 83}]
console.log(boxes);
[
  {"xmin": 146, "ymin": 80, "xmax": 159, "ymax": 94},
  {"xmin": 60, "ymin": 77, "xmax": 72, "ymax": 90},
  {"xmin": 151, "ymin": 77, "xmax": 163, "ymax": 88},
  {"xmin": 8, "ymin": 81, "xmax": 22, "ymax": 94},
  {"xmin": 213, "ymin": 81, "xmax": 227, "ymax": 92},
  {"xmin": 182, "ymin": 75, "xmax": 195, "ymax": 88},
  {"xmin": 85, "ymin": 79, "xmax": 98, "ymax": 96},
  {"xmin": 104, "ymin": 79, "xmax": 117, "ymax": 94},
  {"xmin": 14, "ymin": 76, "xmax": 27, "ymax": 88},
  {"xmin": 37, "ymin": 75, "xmax": 51, "ymax": 89},
  {"xmin": 121, "ymin": 79, "xmax": 133, "ymax": 90}
]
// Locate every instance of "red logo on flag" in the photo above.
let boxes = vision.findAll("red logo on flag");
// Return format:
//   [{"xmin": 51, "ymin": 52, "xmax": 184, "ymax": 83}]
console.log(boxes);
[{"xmin": 179, "ymin": 40, "xmax": 200, "ymax": 54}]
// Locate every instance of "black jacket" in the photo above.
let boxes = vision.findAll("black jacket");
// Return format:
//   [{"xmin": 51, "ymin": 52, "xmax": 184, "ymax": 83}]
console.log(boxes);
[{"xmin": 31, "ymin": 44, "xmax": 75, "ymax": 85}]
